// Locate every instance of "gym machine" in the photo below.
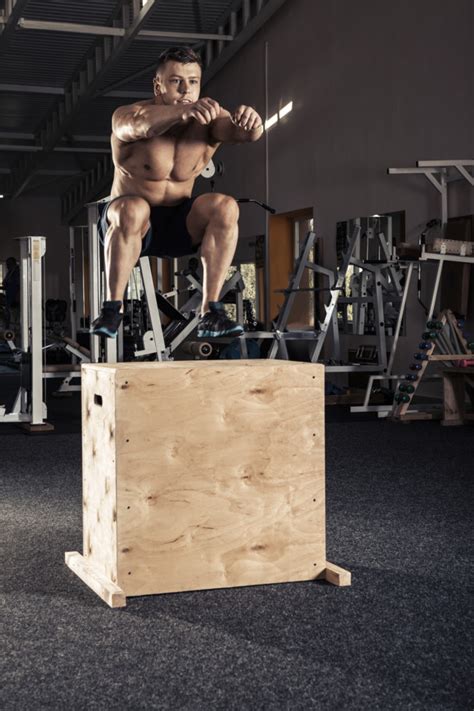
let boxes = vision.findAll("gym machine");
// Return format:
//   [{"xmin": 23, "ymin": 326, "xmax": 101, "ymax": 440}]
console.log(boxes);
[
  {"xmin": 0, "ymin": 236, "xmax": 52, "ymax": 431},
  {"xmin": 352, "ymin": 158, "xmax": 474, "ymax": 416}
]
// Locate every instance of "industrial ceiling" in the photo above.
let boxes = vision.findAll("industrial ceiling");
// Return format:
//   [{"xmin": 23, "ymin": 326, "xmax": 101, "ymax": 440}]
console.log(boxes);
[{"xmin": 0, "ymin": 0, "xmax": 285, "ymax": 220}]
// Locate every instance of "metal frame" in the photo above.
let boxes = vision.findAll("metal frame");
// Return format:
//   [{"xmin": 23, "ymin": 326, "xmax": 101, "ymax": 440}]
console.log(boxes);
[
  {"xmin": 389, "ymin": 158, "xmax": 474, "ymax": 319},
  {"xmin": 388, "ymin": 160, "xmax": 474, "ymax": 229},
  {"xmin": 10, "ymin": 17, "xmax": 233, "ymax": 42},
  {"xmin": 0, "ymin": 236, "xmax": 49, "ymax": 427},
  {"xmin": 0, "ymin": 0, "xmax": 30, "ymax": 47},
  {"xmin": 7, "ymin": 0, "xmax": 158, "ymax": 198}
]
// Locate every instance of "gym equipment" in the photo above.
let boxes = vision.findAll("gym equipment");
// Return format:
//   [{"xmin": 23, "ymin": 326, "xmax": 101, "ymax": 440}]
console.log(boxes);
[
  {"xmin": 352, "ymin": 159, "xmax": 474, "ymax": 417},
  {"xmin": 82, "ymin": 197, "xmax": 274, "ymax": 365},
  {"xmin": 179, "ymin": 340, "xmax": 212, "ymax": 358},
  {"xmin": 65, "ymin": 360, "xmax": 351, "ymax": 607},
  {"xmin": 391, "ymin": 310, "xmax": 474, "ymax": 422},
  {"xmin": 0, "ymin": 236, "xmax": 53, "ymax": 431}
]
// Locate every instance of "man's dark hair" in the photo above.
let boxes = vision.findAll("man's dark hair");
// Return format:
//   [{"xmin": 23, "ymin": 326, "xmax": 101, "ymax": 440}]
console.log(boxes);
[{"xmin": 155, "ymin": 46, "xmax": 203, "ymax": 74}]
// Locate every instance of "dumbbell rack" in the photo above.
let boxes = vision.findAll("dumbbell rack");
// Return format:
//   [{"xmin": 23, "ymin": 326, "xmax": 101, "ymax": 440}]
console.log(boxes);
[{"xmin": 391, "ymin": 310, "xmax": 474, "ymax": 421}]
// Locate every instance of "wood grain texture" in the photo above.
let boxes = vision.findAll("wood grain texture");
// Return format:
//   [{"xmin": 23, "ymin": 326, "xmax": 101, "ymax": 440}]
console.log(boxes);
[
  {"xmin": 75, "ymin": 361, "xmax": 328, "ymax": 599},
  {"xmin": 114, "ymin": 362, "xmax": 326, "ymax": 595},
  {"xmin": 321, "ymin": 561, "xmax": 351, "ymax": 587},
  {"xmin": 441, "ymin": 370, "xmax": 472, "ymax": 425},
  {"xmin": 65, "ymin": 552, "xmax": 125, "ymax": 608},
  {"xmin": 81, "ymin": 365, "xmax": 118, "ymax": 584}
]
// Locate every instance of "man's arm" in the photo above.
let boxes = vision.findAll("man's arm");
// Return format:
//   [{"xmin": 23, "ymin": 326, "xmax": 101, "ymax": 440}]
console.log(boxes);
[
  {"xmin": 210, "ymin": 106, "xmax": 264, "ymax": 144},
  {"xmin": 112, "ymin": 98, "xmax": 222, "ymax": 143},
  {"xmin": 112, "ymin": 102, "xmax": 184, "ymax": 142}
]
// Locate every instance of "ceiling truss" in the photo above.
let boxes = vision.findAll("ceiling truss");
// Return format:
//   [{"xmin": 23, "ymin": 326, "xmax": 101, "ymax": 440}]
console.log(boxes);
[
  {"xmin": 4, "ymin": 0, "xmax": 160, "ymax": 198},
  {"xmin": 0, "ymin": 0, "xmax": 287, "ymax": 218}
]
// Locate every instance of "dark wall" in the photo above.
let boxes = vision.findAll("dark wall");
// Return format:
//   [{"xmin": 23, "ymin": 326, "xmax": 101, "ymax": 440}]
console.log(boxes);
[
  {"xmin": 0, "ymin": 196, "xmax": 70, "ymax": 302},
  {"xmin": 202, "ymin": 0, "xmax": 474, "ymax": 365},
  {"xmin": 204, "ymin": 0, "xmax": 473, "ymax": 239}
]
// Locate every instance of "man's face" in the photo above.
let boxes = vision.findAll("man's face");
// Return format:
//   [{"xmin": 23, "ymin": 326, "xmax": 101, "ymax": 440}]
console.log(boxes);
[{"xmin": 153, "ymin": 61, "xmax": 201, "ymax": 105}]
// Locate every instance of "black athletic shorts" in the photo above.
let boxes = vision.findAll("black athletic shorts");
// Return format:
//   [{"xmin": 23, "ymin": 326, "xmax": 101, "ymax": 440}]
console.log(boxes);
[{"xmin": 97, "ymin": 195, "xmax": 200, "ymax": 258}]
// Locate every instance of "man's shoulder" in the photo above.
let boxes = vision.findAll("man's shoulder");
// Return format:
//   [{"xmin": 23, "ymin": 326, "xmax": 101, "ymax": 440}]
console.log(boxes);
[{"xmin": 115, "ymin": 98, "xmax": 154, "ymax": 114}]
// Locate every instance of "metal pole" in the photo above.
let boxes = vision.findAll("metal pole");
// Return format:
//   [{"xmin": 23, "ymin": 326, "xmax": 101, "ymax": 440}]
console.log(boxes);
[
  {"xmin": 373, "ymin": 267, "xmax": 388, "ymax": 371},
  {"xmin": 139, "ymin": 256, "xmax": 167, "ymax": 360},
  {"xmin": 264, "ymin": 40, "xmax": 270, "ymax": 328},
  {"xmin": 69, "ymin": 226, "xmax": 77, "ymax": 346},
  {"xmin": 427, "ymin": 259, "xmax": 444, "ymax": 320},
  {"xmin": 87, "ymin": 202, "xmax": 101, "ymax": 362},
  {"xmin": 29, "ymin": 236, "xmax": 46, "ymax": 425},
  {"xmin": 386, "ymin": 261, "xmax": 414, "ymax": 376}
]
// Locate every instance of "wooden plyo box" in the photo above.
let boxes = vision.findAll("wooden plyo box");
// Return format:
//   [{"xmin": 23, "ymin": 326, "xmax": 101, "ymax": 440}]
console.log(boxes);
[{"xmin": 66, "ymin": 361, "xmax": 350, "ymax": 607}]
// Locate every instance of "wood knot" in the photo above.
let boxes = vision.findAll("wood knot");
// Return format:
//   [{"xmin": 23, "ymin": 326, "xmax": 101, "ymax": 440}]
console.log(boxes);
[{"xmin": 251, "ymin": 544, "xmax": 266, "ymax": 551}]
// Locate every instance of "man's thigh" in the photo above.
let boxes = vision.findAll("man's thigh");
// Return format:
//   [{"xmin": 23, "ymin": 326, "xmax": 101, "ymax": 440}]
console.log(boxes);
[{"xmin": 186, "ymin": 193, "xmax": 237, "ymax": 246}]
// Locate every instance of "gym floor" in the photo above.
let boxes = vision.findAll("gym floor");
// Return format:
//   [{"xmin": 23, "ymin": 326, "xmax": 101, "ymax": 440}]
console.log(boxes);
[{"xmin": 1, "ymin": 377, "xmax": 471, "ymax": 710}]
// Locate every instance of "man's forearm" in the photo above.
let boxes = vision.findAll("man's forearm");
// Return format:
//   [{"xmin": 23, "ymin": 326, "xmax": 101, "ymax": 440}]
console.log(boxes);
[
  {"xmin": 113, "ymin": 103, "xmax": 186, "ymax": 142},
  {"xmin": 211, "ymin": 116, "xmax": 263, "ymax": 143},
  {"xmin": 140, "ymin": 104, "xmax": 187, "ymax": 137}
]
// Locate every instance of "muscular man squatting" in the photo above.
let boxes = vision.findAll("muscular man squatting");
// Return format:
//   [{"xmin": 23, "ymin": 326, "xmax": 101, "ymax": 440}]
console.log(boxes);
[{"xmin": 92, "ymin": 46, "xmax": 263, "ymax": 339}]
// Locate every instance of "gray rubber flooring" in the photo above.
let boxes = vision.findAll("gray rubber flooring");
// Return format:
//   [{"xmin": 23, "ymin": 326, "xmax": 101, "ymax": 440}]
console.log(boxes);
[{"xmin": 0, "ymin": 391, "xmax": 472, "ymax": 709}]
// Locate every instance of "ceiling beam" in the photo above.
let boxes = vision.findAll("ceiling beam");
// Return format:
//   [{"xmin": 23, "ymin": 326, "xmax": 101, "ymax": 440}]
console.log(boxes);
[
  {"xmin": 0, "ymin": 82, "xmax": 150, "ymax": 98},
  {"xmin": 203, "ymin": 0, "xmax": 287, "ymax": 85},
  {"xmin": 9, "ymin": 17, "xmax": 233, "ymax": 42},
  {"xmin": 0, "ymin": 0, "xmax": 30, "ymax": 49},
  {"xmin": 7, "ymin": 0, "xmax": 158, "ymax": 198}
]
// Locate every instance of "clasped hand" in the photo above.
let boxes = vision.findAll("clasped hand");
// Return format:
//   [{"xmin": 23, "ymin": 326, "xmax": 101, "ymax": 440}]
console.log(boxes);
[{"xmin": 182, "ymin": 98, "xmax": 262, "ymax": 131}]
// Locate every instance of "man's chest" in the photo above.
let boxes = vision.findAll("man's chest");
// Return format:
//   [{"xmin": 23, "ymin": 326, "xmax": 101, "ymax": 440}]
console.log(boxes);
[{"xmin": 116, "ymin": 124, "xmax": 217, "ymax": 180}]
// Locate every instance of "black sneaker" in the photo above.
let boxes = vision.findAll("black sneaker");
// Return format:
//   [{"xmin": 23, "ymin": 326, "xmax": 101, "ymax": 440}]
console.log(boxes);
[
  {"xmin": 197, "ymin": 302, "xmax": 243, "ymax": 338},
  {"xmin": 90, "ymin": 301, "xmax": 123, "ymax": 338}
]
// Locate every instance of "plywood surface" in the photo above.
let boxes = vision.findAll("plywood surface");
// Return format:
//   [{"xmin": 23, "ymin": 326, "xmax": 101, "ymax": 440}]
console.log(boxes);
[
  {"xmin": 108, "ymin": 361, "xmax": 326, "ymax": 595},
  {"xmin": 81, "ymin": 366, "xmax": 118, "ymax": 584}
]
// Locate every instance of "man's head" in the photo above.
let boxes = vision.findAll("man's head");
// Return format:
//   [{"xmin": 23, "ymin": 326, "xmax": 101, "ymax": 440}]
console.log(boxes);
[
  {"xmin": 153, "ymin": 47, "xmax": 202, "ymax": 105},
  {"xmin": 6, "ymin": 257, "xmax": 17, "ymax": 270}
]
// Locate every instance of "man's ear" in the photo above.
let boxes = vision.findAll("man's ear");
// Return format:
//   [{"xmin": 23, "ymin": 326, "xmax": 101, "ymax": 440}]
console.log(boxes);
[{"xmin": 153, "ymin": 77, "xmax": 161, "ymax": 96}]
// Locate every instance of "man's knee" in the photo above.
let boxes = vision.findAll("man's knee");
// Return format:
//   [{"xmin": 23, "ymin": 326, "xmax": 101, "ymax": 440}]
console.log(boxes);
[
  {"xmin": 197, "ymin": 193, "xmax": 239, "ymax": 228},
  {"xmin": 107, "ymin": 197, "xmax": 150, "ymax": 238},
  {"xmin": 213, "ymin": 194, "xmax": 239, "ymax": 226}
]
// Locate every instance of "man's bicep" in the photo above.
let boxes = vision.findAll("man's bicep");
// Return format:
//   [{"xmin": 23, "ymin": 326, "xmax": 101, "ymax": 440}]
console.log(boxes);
[{"xmin": 112, "ymin": 104, "xmax": 147, "ymax": 143}]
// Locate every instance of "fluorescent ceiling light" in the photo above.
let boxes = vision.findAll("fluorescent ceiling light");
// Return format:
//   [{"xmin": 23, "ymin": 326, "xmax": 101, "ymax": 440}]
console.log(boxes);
[
  {"xmin": 0, "ymin": 194, "xmax": 4, "ymax": 198},
  {"xmin": 264, "ymin": 113, "xmax": 278, "ymax": 131},
  {"xmin": 278, "ymin": 101, "xmax": 293, "ymax": 119}
]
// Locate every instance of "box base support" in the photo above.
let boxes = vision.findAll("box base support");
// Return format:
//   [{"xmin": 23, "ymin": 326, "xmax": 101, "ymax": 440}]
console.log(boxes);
[
  {"xmin": 318, "ymin": 561, "xmax": 352, "ymax": 586},
  {"xmin": 65, "ymin": 552, "xmax": 351, "ymax": 608},
  {"xmin": 65, "ymin": 551, "xmax": 126, "ymax": 608}
]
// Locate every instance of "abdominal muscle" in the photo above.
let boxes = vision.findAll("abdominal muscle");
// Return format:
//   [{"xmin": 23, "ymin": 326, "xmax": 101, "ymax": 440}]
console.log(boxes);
[{"xmin": 111, "ymin": 171, "xmax": 196, "ymax": 206}]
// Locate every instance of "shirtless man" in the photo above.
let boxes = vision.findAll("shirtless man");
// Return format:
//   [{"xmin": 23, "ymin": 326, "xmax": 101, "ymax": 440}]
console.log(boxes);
[{"xmin": 91, "ymin": 46, "xmax": 263, "ymax": 339}]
